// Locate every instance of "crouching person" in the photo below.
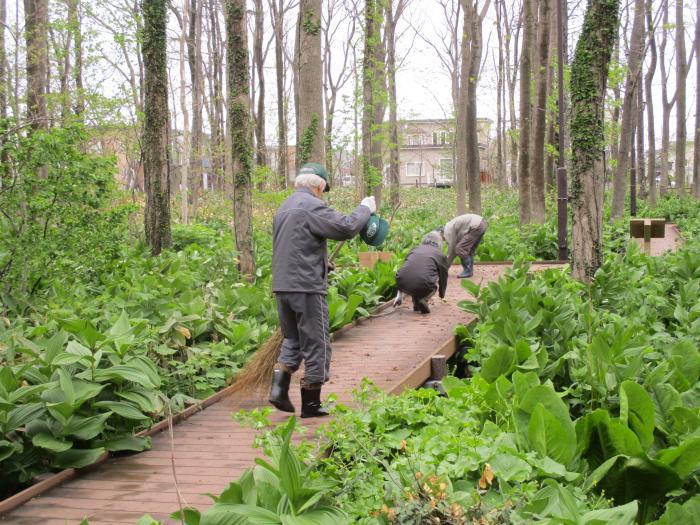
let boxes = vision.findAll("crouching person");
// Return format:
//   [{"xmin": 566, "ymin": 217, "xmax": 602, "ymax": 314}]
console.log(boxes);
[
  {"xmin": 393, "ymin": 231, "xmax": 448, "ymax": 314},
  {"xmin": 269, "ymin": 162, "xmax": 375, "ymax": 418},
  {"xmin": 443, "ymin": 213, "xmax": 488, "ymax": 278}
]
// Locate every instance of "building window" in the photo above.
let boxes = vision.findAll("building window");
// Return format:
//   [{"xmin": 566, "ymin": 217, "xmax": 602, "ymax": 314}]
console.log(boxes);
[
  {"xmin": 406, "ymin": 162, "xmax": 422, "ymax": 177},
  {"xmin": 406, "ymin": 134, "xmax": 423, "ymax": 146},
  {"xmin": 438, "ymin": 158, "xmax": 454, "ymax": 180},
  {"xmin": 431, "ymin": 130, "xmax": 452, "ymax": 145}
]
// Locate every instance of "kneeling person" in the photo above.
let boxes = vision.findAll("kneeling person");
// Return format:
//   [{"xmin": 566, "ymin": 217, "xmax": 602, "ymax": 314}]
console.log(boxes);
[{"xmin": 394, "ymin": 231, "xmax": 448, "ymax": 314}]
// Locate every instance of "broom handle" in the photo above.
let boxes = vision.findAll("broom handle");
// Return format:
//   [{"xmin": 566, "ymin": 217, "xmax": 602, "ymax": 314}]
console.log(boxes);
[{"xmin": 329, "ymin": 240, "xmax": 345, "ymax": 263}]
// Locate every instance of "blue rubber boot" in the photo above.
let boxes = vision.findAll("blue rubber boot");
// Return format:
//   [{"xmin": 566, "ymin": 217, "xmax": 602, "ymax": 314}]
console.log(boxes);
[{"xmin": 458, "ymin": 256, "xmax": 473, "ymax": 278}]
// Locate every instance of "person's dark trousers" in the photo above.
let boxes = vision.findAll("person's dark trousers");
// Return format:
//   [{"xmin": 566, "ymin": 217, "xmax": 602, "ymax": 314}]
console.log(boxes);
[
  {"xmin": 271, "ymin": 292, "xmax": 332, "ymax": 418},
  {"xmin": 456, "ymin": 220, "xmax": 487, "ymax": 278},
  {"xmin": 412, "ymin": 288, "xmax": 436, "ymax": 314}
]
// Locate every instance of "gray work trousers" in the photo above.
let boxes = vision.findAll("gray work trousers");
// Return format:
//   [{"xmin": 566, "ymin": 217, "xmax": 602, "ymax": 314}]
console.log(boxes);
[
  {"xmin": 275, "ymin": 292, "xmax": 332, "ymax": 385},
  {"xmin": 455, "ymin": 219, "xmax": 488, "ymax": 259}
]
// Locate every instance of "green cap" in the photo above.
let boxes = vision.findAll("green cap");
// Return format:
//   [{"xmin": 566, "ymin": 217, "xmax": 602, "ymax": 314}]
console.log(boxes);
[
  {"xmin": 299, "ymin": 162, "xmax": 330, "ymax": 192},
  {"xmin": 360, "ymin": 214, "xmax": 390, "ymax": 247}
]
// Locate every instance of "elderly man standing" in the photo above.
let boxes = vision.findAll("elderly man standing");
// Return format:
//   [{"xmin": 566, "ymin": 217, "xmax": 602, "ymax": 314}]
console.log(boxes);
[
  {"xmin": 269, "ymin": 162, "xmax": 376, "ymax": 418},
  {"xmin": 443, "ymin": 213, "xmax": 488, "ymax": 279}
]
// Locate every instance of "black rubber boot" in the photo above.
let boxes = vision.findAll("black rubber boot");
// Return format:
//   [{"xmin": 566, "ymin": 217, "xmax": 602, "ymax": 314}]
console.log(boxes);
[
  {"xmin": 300, "ymin": 385, "xmax": 330, "ymax": 418},
  {"xmin": 269, "ymin": 368, "xmax": 295, "ymax": 413},
  {"xmin": 413, "ymin": 297, "xmax": 430, "ymax": 314},
  {"xmin": 458, "ymin": 256, "xmax": 473, "ymax": 278}
]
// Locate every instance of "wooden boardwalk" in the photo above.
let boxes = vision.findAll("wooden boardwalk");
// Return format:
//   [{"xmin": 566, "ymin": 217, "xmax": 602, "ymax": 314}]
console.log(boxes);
[
  {"xmin": 1, "ymin": 264, "xmax": 494, "ymax": 525},
  {"xmin": 1, "ymin": 240, "xmax": 680, "ymax": 524}
]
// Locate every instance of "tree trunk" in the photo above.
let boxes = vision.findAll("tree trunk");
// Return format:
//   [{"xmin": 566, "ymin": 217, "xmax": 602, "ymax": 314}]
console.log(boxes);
[
  {"xmin": 296, "ymin": 0, "xmax": 324, "ymax": 167},
  {"xmin": 518, "ymin": 0, "xmax": 535, "ymax": 224},
  {"xmin": 675, "ymin": 0, "xmax": 686, "ymax": 196},
  {"xmin": 695, "ymin": 0, "xmax": 700, "ymax": 198},
  {"xmin": 188, "ymin": 0, "xmax": 203, "ymax": 217},
  {"xmin": 636, "ymin": 76, "xmax": 645, "ymax": 197},
  {"xmin": 362, "ymin": 0, "xmax": 378, "ymax": 200},
  {"xmin": 570, "ymin": 0, "xmax": 619, "ymax": 283},
  {"xmin": 272, "ymin": 0, "xmax": 288, "ymax": 187},
  {"xmin": 495, "ymin": 0, "xmax": 505, "ymax": 188},
  {"xmin": 611, "ymin": 0, "xmax": 644, "ymax": 218},
  {"xmin": 529, "ymin": 0, "xmax": 550, "ymax": 223},
  {"xmin": 659, "ymin": 0, "xmax": 671, "ymax": 195},
  {"xmin": 25, "ymin": 0, "xmax": 49, "ymax": 130},
  {"xmin": 466, "ymin": 1, "xmax": 487, "ymax": 214},
  {"xmin": 386, "ymin": 0, "xmax": 400, "ymax": 207},
  {"xmin": 142, "ymin": 0, "xmax": 172, "ymax": 256},
  {"xmin": 208, "ymin": 0, "xmax": 225, "ymax": 190},
  {"xmin": 226, "ymin": 0, "xmax": 256, "ymax": 278},
  {"xmin": 70, "ymin": 0, "xmax": 84, "ymax": 117},
  {"xmin": 0, "ymin": 0, "xmax": 5, "ymax": 124},
  {"xmin": 253, "ymin": 0, "xmax": 267, "ymax": 168},
  {"xmin": 455, "ymin": 3, "xmax": 469, "ymax": 214},
  {"xmin": 645, "ymin": 0, "xmax": 657, "ymax": 206},
  {"xmin": 179, "ymin": 0, "xmax": 190, "ymax": 224}
]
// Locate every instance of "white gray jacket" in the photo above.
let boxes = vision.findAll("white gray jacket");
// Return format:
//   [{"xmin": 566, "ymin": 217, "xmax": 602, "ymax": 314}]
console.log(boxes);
[
  {"xmin": 272, "ymin": 188, "xmax": 371, "ymax": 294},
  {"xmin": 444, "ymin": 213, "xmax": 483, "ymax": 263}
]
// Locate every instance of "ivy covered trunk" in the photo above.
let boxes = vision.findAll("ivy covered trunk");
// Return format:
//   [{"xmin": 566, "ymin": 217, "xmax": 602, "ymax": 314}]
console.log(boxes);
[
  {"xmin": 570, "ymin": 0, "xmax": 619, "ymax": 283},
  {"xmin": 361, "ymin": 0, "xmax": 385, "ymax": 205},
  {"xmin": 295, "ymin": 0, "xmax": 324, "ymax": 168},
  {"xmin": 226, "ymin": 0, "xmax": 256, "ymax": 279},
  {"xmin": 142, "ymin": 0, "xmax": 172, "ymax": 256}
]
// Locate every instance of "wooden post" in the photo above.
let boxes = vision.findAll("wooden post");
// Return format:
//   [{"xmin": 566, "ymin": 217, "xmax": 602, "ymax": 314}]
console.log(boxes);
[
  {"xmin": 643, "ymin": 218, "xmax": 651, "ymax": 255},
  {"xmin": 430, "ymin": 355, "xmax": 447, "ymax": 380}
]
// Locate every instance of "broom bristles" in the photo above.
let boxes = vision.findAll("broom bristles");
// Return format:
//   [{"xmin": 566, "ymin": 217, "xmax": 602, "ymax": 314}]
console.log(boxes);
[{"xmin": 230, "ymin": 328, "xmax": 284, "ymax": 395}]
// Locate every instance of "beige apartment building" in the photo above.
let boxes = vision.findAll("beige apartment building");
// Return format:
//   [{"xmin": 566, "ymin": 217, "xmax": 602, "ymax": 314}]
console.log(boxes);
[{"xmin": 397, "ymin": 118, "xmax": 492, "ymax": 186}]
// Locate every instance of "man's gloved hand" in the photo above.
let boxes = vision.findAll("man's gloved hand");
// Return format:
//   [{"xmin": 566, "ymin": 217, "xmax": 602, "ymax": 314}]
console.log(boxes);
[
  {"xmin": 360, "ymin": 196, "xmax": 377, "ymax": 213},
  {"xmin": 393, "ymin": 291, "xmax": 403, "ymax": 307}
]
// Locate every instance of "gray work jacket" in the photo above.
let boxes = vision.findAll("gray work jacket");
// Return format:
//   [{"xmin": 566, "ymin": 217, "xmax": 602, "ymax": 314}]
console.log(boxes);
[
  {"xmin": 396, "ymin": 242, "xmax": 449, "ymax": 299},
  {"xmin": 272, "ymin": 187, "xmax": 371, "ymax": 294},
  {"xmin": 444, "ymin": 213, "xmax": 483, "ymax": 263}
]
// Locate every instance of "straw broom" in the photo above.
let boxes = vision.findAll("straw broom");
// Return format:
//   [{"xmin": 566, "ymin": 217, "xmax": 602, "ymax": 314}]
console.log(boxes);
[{"xmin": 230, "ymin": 240, "xmax": 347, "ymax": 396}]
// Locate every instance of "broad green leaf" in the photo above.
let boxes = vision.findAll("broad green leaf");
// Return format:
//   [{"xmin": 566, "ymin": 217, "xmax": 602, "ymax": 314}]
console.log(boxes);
[
  {"xmin": 62, "ymin": 412, "xmax": 112, "ymax": 440},
  {"xmin": 100, "ymin": 435, "xmax": 151, "ymax": 452},
  {"xmin": 651, "ymin": 382, "xmax": 683, "ymax": 435},
  {"xmin": 489, "ymin": 452, "xmax": 532, "ymax": 482},
  {"xmin": 649, "ymin": 495, "xmax": 700, "ymax": 525},
  {"xmin": 480, "ymin": 345, "xmax": 516, "ymax": 383},
  {"xmin": 32, "ymin": 432, "xmax": 72, "ymax": 453},
  {"xmin": 657, "ymin": 436, "xmax": 700, "ymax": 478},
  {"xmin": 94, "ymin": 400, "xmax": 149, "ymax": 420},
  {"xmin": 53, "ymin": 447, "xmax": 106, "ymax": 468},
  {"xmin": 6, "ymin": 403, "xmax": 46, "ymax": 432},
  {"xmin": 58, "ymin": 368, "xmax": 75, "ymax": 406},
  {"xmin": 581, "ymin": 500, "xmax": 638, "ymax": 525},
  {"xmin": 619, "ymin": 381, "xmax": 655, "ymax": 449},
  {"xmin": 221, "ymin": 504, "xmax": 281, "ymax": 524},
  {"xmin": 278, "ymin": 417, "xmax": 302, "ymax": 508},
  {"xmin": 199, "ymin": 504, "xmax": 249, "ymax": 525},
  {"xmin": 576, "ymin": 409, "xmax": 643, "ymax": 467},
  {"xmin": 442, "ymin": 376, "xmax": 469, "ymax": 398},
  {"xmin": 170, "ymin": 508, "xmax": 201, "ymax": 525},
  {"xmin": 93, "ymin": 356, "xmax": 161, "ymax": 388},
  {"xmin": 135, "ymin": 515, "xmax": 163, "ymax": 525},
  {"xmin": 528, "ymin": 403, "xmax": 576, "ymax": 466}
]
